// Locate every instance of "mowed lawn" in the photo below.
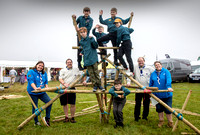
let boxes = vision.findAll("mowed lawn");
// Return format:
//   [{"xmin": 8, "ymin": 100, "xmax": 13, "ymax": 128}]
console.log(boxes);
[{"xmin": 0, "ymin": 81, "xmax": 200, "ymax": 135}]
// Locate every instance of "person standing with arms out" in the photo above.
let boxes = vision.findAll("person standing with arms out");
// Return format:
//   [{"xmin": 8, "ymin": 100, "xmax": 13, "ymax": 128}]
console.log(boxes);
[
  {"xmin": 114, "ymin": 18, "xmax": 134, "ymax": 74},
  {"xmin": 127, "ymin": 57, "xmax": 154, "ymax": 121},
  {"xmin": 149, "ymin": 61, "xmax": 174, "ymax": 128},
  {"xmin": 9, "ymin": 67, "xmax": 17, "ymax": 85},
  {"xmin": 79, "ymin": 27, "xmax": 105, "ymax": 92},
  {"xmin": 59, "ymin": 59, "xmax": 82, "ymax": 123},
  {"xmin": 20, "ymin": 69, "xmax": 25, "ymax": 85},
  {"xmin": 92, "ymin": 24, "xmax": 109, "ymax": 57},
  {"xmin": 72, "ymin": 7, "xmax": 93, "ymax": 70},
  {"xmin": 109, "ymin": 79, "xmax": 130, "ymax": 128},
  {"xmin": 98, "ymin": 7, "xmax": 133, "ymax": 65},
  {"xmin": 27, "ymin": 61, "xmax": 52, "ymax": 126}
]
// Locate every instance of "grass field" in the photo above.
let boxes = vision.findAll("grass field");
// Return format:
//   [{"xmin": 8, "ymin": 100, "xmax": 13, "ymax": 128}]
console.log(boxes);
[{"xmin": 0, "ymin": 81, "xmax": 200, "ymax": 135}]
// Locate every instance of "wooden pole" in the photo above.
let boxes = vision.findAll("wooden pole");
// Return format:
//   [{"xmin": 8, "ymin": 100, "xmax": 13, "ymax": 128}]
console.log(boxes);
[
  {"xmin": 115, "ymin": 69, "xmax": 120, "ymax": 80},
  {"xmin": 25, "ymin": 91, "xmax": 47, "ymax": 126},
  {"xmin": 33, "ymin": 89, "xmax": 170, "ymax": 94},
  {"xmin": 72, "ymin": 16, "xmax": 81, "ymax": 41},
  {"xmin": 172, "ymin": 90, "xmax": 192, "ymax": 132},
  {"xmin": 96, "ymin": 94, "xmax": 107, "ymax": 123},
  {"xmin": 72, "ymin": 46, "xmax": 120, "ymax": 49},
  {"xmin": 150, "ymin": 93, "xmax": 200, "ymax": 134},
  {"xmin": 103, "ymin": 55, "xmax": 107, "ymax": 106},
  {"xmin": 124, "ymin": 85, "xmax": 158, "ymax": 91},
  {"xmin": 128, "ymin": 13, "xmax": 133, "ymax": 28},
  {"xmin": 53, "ymin": 109, "xmax": 98, "ymax": 122},
  {"xmin": 106, "ymin": 96, "xmax": 113, "ymax": 123}
]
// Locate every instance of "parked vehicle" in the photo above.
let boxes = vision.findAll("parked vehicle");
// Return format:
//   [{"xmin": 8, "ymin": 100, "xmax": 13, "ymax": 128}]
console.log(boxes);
[
  {"xmin": 189, "ymin": 68, "xmax": 200, "ymax": 82},
  {"xmin": 190, "ymin": 61, "xmax": 200, "ymax": 73},
  {"xmin": 159, "ymin": 58, "xmax": 191, "ymax": 82},
  {"xmin": 107, "ymin": 68, "xmax": 122, "ymax": 80}
]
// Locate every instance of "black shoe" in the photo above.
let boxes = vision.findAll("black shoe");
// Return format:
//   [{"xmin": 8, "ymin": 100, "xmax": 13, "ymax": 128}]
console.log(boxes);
[
  {"xmin": 99, "ymin": 86, "xmax": 105, "ymax": 91},
  {"xmin": 93, "ymin": 86, "xmax": 98, "ymax": 92},
  {"xmin": 43, "ymin": 117, "xmax": 50, "ymax": 126},
  {"xmin": 70, "ymin": 118, "xmax": 77, "ymax": 123},
  {"xmin": 114, "ymin": 122, "xmax": 119, "ymax": 128},
  {"xmin": 63, "ymin": 117, "xmax": 69, "ymax": 123},
  {"xmin": 142, "ymin": 117, "xmax": 148, "ymax": 121},
  {"xmin": 135, "ymin": 117, "xmax": 141, "ymax": 122},
  {"xmin": 118, "ymin": 122, "xmax": 124, "ymax": 127}
]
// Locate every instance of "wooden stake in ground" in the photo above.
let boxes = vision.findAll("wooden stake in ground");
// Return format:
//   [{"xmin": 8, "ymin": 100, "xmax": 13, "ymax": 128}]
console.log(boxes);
[
  {"xmin": 25, "ymin": 91, "xmax": 47, "ymax": 126},
  {"xmin": 172, "ymin": 90, "xmax": 192, "ymax": 132},
  {"xmin": 102, "ymin": 55, "xmax": 107, "ymax": 106},
  {"xmin": 72, "ymin": 16, "xmax": 81, "ymax": 41},
  {"xmin": 106, "ymin": 96, "xmax": 113, "ymax": 123},
  {"xmin": 150, "ymin": 93, "xmax": 200, "ymax": 134},
  {"xmin": 96, "ymin": 94, "xmax": 106, "ymax": 123}
]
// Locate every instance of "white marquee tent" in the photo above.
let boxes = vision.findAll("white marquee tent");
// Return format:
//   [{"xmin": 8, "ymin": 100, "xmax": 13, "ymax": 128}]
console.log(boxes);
[{"xmin": 0, "ymin": 60, "xmax": 66, "ymax": 82}]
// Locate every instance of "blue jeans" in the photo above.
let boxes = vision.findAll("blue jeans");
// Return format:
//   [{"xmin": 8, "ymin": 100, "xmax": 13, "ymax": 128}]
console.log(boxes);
[
  {"xmin": 30, "ymin": 93, "xmax": 52, "ymax": 123},
  {"xmin": 156, "ymin": 96, "xmax": 172, "ymax": 114}
]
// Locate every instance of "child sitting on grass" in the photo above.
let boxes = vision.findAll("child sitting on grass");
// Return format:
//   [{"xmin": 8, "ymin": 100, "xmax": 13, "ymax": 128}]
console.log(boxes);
[
  {"xmin": 79, "ymin": 27, "xmax": 105, "ymax": 92},
  {"xmin": 109, "ymin": 79, "xmax": 130, "ymax": 128}
]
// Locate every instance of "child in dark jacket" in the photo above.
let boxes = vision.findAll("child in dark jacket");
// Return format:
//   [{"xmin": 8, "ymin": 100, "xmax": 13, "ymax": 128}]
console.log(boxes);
[
  {"xmin": 109, "ymin": 79, "xmax": 130, "ymax": 128},
  {"xmin": 79, "ymin": 27, "xmax": 105, "ymax": 92}
]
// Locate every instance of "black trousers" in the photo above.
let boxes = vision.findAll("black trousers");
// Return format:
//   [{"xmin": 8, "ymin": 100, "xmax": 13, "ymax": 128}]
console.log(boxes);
[
  {"xmin": 117, "ymin": 40, "xmax": 134, "ymax": 72},
  {"xmin": 113, "ymin": 97, "xmax": 126, "ymax": 123},
  {"xmin": 134, "ymin": 93, "xmax": 150, "ymax": 119},
  {"xmin": 97, "ymin": 31, "xmax": 118, "ymax": 64}
]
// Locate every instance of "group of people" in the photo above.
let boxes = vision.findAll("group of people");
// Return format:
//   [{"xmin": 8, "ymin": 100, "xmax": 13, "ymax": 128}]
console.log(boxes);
[
  {"xmin": 9, "ymin": 67, "xmax": 26, "ymax": 85},
  {"xmin": 26, "ymin": 7, "xmax": 174, "ymax": 129},
  {"xmin": 73, "ymin": 7, "xmax": 134, "ymax": 75},
  {"xmin": 27, "ymin": 58, "xmax": 174, "ymax": 128}
]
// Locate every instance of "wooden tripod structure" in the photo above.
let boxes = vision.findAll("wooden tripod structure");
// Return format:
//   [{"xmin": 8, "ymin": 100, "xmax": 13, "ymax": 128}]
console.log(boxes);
[{"xmin": 18, "ymin": 53, "xmax": 200, "ymax": 134}]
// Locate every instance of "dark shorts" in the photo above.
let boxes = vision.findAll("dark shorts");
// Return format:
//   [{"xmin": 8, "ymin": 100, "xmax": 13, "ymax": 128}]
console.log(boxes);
[
  {"xmin": 156, "ymin": 96, "xmax": 172, "ymax": 114},
  {"xmin": 59, "ymin": 88, "xmax": 76, "ymax": 105}
]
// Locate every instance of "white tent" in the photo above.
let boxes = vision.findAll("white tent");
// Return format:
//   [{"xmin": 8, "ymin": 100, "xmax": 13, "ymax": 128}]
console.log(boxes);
[{"xmin": 0, "ymin": 60, "xmax": 66, "ymax": 82}]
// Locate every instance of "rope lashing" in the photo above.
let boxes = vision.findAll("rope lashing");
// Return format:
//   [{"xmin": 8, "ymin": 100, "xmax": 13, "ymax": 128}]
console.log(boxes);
[
  {"xmin": 144, "ymin": 89, "xmax": 151, "ymax": 94},
  {"xmin": 101, "ymin": 111, "xmax": 110, "ymax": 115},
  {"xmin": 141, "ymin": 86, "xmax": 146, "ymax": 90},
  {"xmin": 173, "ymin": 110, "xmax": 183, "ymax": 120},
  {"xmin": 34, "ymin": 107, "xmax": 44, "ymax": 116}
]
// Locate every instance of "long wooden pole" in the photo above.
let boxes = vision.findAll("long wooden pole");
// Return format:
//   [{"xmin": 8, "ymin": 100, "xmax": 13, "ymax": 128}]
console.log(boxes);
[
  {"xmin": 125, "ymin": 85, "xmax": 158, "ymax": 91},
  {"xmin": 72, "ymin": 46, "xmax": 120, "ymax": 49},
  {"xmin": 72, "ymin": 16, "xmax": 81, "ymax": 41},
  {"xmin": 172, "ymin": 90, "xmax": 192, "ymax": 132},
  {"xmin": 103, "ymin": 55, "xmax": 107, "ymax": 106},
  {"xmin": 33, "ymin": 89, "xmax": 170, "ymax": 94},
  {"xmin": 25, "ymin": 91, "xmax": 47, "ymax": 126},
  {"xmin": 150, "ymin": 93, "xmax": 200, "ymax": 134}
]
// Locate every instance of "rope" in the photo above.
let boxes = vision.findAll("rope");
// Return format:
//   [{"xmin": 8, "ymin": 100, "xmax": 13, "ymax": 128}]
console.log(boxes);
[
  {"xmin": 101, "ymin": 111, "xmax": 110, "ymax": 115},
  {"xmin": 173, "ymin": 110, "xmax": 183, "ymax": 120},
  {"xmin": 141, "ymin": 86, "xmax": 146, "ymax": 90}
]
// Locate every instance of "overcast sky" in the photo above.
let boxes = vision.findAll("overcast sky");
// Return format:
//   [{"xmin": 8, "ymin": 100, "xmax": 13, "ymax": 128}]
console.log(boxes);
[{"xmin": 0, "ymin": 0, "xmax": 200, "ymax": 65}]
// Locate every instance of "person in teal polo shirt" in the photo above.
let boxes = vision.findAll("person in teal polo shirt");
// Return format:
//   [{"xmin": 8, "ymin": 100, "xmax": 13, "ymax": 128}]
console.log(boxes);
[{"xmin": 79, "ymin": 27, "xmax": 105, "ymax": 92}]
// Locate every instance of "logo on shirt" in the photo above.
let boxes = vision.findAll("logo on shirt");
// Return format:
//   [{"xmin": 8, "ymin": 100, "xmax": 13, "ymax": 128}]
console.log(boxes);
[
  {"xmin": 28, "ymin": 75, "xmax": 31, "ymax": 77},
  {"xmin": 109, "ymin": 19, "xmax": 111, "ymax": 21},
  {"xmin": 163, "ymin": 73, "xmax": 166, "ymax": 76}
]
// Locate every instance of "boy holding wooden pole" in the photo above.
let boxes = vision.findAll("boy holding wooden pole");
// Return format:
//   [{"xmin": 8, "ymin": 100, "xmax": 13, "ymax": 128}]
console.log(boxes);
[
  {"xmin": 79, "ymin": 27, "xmax": 105, "ymax": 92},
  {"xmin": 109, "ymin": 79, "xmax": 130, "ymax": 128},
  {"xmin": 72, "ymin": 7, "xmax": 93, "ymax": 70}
]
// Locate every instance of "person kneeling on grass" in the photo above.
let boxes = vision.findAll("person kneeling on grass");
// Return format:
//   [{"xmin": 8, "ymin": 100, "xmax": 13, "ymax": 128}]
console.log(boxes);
[
  {"xmin": 79, "ymin": 27, "xmax": 105, "ymax": 92},
  {"xmin": 109, "ymin": 79, "xmax": 130, "ymax": 128}
]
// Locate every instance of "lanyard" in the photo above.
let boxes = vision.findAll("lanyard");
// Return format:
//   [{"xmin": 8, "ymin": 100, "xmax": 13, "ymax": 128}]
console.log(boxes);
[
  {"xmin": 139, "ymin": 65, "xmax": 145, "ymax": 76},
  {"xmin": 157, "ymin": 71, "xmax": 161, "ymax": 85}
]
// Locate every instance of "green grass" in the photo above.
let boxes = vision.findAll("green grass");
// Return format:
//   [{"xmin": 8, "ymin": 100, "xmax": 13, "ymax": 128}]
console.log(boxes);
[{"xmin": 0, "ymin": 81, "xmax": 200, "ymax": 135}]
